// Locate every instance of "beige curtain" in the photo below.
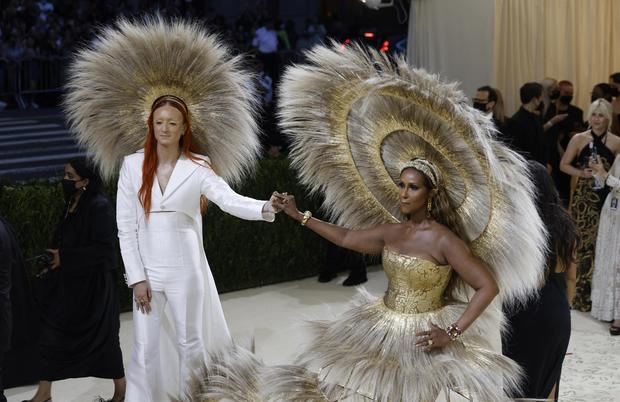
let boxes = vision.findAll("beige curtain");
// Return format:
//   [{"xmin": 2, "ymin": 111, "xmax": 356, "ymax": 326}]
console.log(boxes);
[{"xmin": 494, "ymin": 0, "xmax": 620, "ymax": 115}]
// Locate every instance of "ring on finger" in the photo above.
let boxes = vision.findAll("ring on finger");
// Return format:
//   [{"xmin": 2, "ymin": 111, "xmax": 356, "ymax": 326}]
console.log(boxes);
[{"xmin": 427, "ymin": 339, "xmax": 433, "ymax": 346}]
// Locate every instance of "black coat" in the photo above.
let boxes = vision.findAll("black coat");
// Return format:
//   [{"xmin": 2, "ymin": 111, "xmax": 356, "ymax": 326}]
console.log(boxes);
[{"xmin": 35, "ymin": 192, "xmax": 125, "ymax": 380}]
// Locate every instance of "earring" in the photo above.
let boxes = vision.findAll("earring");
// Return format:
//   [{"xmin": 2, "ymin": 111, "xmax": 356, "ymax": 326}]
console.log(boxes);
[{"xmin": 426, "ymin": 198, "xmax": 433, "ymax": 218}]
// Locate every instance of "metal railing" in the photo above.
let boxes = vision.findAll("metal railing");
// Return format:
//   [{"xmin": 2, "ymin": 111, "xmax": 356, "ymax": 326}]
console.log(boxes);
[{"xmin": 0, "ymin": 57, "xmax": 68, "ymax": 109}]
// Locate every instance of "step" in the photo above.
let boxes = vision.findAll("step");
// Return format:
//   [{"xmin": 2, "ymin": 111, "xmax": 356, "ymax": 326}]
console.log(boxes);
[
  {"xmin": 0, "ymin": 119, "xmax": 38, "ymax": 127},
  {"xmin": 0, "ymin": 144, "xmax": 81, "ymax": 159},
  {"xmin": 0, "ymin": 136, "xmax": 76, "ymax": 150},
  {"xmin": 0, "ymin": 129, "xmax": 71, "ymax": 141},
  {"xmin": 0, "ymin": 151, "xmax": 87, "ymax": 170},
  {"xmin": 0, "ymin": 123, "xmax": 60, "ymax": 133},
  {"xmin": 0, "ymin": 164, "xmax": 66, "ymax": 182}
]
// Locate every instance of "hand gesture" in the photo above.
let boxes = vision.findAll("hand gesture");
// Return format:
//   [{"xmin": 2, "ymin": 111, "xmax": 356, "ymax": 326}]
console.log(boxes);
[
  {"xmin": 272, "ymin": 191, "xmax": 300, "ymax": 218},
  {"xmin": 415, "ymin": 320, "xmax": 452, "ymax": 350},
  {"xmin": 46, "ymin": 249, "xmax": 60, "ymax": 269},
  {"xmin": 589, "ymin": 155, "xmax": 606, "ymax": 176},
  {"xmin": 133, "ymin": 281, "xmax": 152, "ymax": 314}
]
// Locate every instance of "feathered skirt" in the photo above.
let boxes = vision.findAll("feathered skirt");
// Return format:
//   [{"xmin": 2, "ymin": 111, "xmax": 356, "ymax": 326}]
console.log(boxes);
[{"xmin": 178, "ymin": 290, "xmax": 522, "ymax": 402}]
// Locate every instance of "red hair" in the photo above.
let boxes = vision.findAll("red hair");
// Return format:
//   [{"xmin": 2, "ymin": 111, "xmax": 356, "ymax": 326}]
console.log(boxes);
[{"xmin": 138, "ymin": 95, "xmax": 199, "ymax": 218}]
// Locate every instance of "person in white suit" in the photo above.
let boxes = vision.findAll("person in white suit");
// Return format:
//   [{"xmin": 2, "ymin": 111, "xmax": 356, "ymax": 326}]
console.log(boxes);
[{"xmin": 116, "ymin": 94, "xmax": 277, "ymax": 401}]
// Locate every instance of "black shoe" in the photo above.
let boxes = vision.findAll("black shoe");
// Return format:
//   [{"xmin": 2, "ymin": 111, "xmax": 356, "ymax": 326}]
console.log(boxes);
[
  {"xmin": 610, "ymin": 325, "xmax": 620, "ymax": 336},
  {"xmin": 318, "ymin": 271, "xmax": 337, "ymax": 283},
  {"xmin": 342, "ymin": 272, "xmax": 367, "ymax": 286}
]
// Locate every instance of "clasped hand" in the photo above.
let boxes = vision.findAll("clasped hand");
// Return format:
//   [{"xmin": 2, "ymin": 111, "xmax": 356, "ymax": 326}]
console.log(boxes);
[{"xmin": 271, "ymin": 191, "xmax": 299, "ymax": 217}]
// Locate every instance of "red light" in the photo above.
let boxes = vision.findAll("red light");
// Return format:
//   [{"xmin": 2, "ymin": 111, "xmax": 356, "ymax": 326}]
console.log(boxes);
[
  {"xmin": 363, "ymin": 32, "xmax": 375, "ymax": 38},
  {"xmin": 341, "ymin": 38, "xmax": 352, "ymax": 49},
  {"xmin": 380, "ymin": 40, "xmax": 389, "ymax": 53}
]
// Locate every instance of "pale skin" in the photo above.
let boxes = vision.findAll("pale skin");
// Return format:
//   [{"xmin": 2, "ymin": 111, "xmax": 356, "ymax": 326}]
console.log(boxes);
[
  {"xmin": 132, "ymin": 104, "xmax": 277, "ymax": 314},
  {"xmin": 27, "ymin": 165, "xmax": 126, "ymax": 402},
  {"xmin": 272, "ymin": 168, "xmax": 499, "ymax": 350},
  {"xmin": 560, "ymin": 111, "xmax": 620, "ymax": 179}
]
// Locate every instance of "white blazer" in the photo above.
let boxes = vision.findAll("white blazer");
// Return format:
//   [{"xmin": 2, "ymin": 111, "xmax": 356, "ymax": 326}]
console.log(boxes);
[{"xmin": 116, "ymin": 150, "xmax": 273, "ymax": 287}]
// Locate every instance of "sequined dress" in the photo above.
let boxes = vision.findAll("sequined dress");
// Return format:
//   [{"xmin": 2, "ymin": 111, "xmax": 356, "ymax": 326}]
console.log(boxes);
[
  {"xmin": 570, "ymin": 132, "xmax": 614, "ymax": 311},
  {"xmin": 261, "ymin": 248, "xmax": 522, "ymax": 402}
]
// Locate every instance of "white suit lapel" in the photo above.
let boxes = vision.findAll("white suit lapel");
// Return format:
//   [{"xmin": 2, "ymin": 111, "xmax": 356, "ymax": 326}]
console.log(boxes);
[{"xmin": 161, "ymin": 154, "xmax": 200, "ymax": 201}]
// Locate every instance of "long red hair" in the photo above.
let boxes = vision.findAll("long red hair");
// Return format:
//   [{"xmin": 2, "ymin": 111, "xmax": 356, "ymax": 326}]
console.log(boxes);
[{"xmin": 138, "ymin": 95, "xmax": 199, "ymax": 218}]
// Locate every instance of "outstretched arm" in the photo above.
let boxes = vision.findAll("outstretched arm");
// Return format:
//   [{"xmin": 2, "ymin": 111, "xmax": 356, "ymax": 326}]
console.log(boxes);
[{"xmin": 273, "ymin": 193, "xmax": 386, "ymax": 255}]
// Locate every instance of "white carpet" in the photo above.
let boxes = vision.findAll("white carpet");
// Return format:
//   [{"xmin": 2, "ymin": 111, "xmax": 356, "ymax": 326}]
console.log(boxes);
[{"xmin": 6, "ymin": 269, "xmax": 620, "ymax": 402}]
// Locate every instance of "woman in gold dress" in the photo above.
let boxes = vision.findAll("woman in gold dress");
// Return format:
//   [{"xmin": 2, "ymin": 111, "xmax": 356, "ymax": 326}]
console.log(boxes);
[
  {"xmin": 268, "ymin": 158, "xmax": 521, "ymax": 401},
  {"xmin": 560, "ymin": 99, "xmax": 620, "ymax": 311},
  {"xmin": 178, "ymin": 43, "xmax": 546, "ymax": 402}
]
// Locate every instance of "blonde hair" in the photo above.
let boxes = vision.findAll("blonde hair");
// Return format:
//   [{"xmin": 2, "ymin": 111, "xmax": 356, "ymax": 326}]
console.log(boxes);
[{"xmin": 587, "ymin": 98, "xmax": 613, "ymax": 125}]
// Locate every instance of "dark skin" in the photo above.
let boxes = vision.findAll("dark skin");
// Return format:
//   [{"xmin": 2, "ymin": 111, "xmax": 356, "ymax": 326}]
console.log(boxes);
[{"xmin": 273, "ymin": 168, "xmax": 499, "ymax": 350}]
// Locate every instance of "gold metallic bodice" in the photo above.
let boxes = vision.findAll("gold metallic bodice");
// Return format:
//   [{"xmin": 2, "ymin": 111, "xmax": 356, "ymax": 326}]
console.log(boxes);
[{"xmin": 382, "ymin": 248, "xmax": 453, "ymax": 314}]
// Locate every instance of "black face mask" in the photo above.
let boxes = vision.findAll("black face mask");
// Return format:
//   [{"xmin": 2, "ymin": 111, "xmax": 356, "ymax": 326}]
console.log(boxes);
[
  {"xmin": 535, "ymin": 100, "xmax": 544, "ymax": 114},
  {"xmin": 62, "ymin": 179, "xmax": 79, "ymax": 201},
  {"xmin": 550, "ymin": 89, "xmax": 560, "ymax": 100},
  {"xmin": 559, "ymin": 95, "xmax": 573, "ymax": 105},
  {"xmin": 473, "ymin": 102, "xmax": 488, "ymax": 112}
]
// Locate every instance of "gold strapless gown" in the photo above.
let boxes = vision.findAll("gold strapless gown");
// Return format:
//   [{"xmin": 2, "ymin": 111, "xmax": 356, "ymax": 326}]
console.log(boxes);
[
  {"xmin": 263, "ymin": 248, "xmax": 522, "ymax": 402},
  {"xmin": 187, "ymin": 248, "xmax": 522, "ymax": 402}
]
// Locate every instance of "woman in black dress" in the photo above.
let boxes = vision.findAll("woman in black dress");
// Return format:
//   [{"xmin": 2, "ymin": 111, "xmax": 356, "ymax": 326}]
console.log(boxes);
[
  {"xmin": 23, "ymin": 158, "xmax": 125, "ymax": 402},
  {"xmin": 502, "ymin": 162, "xmax": 579, "ymax": 401}
]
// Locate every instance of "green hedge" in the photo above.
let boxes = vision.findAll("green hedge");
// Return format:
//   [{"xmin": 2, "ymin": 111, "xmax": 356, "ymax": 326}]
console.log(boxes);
[{"xmin": 0, "ymin": 158, "xmax": 328, "ymax": 311}]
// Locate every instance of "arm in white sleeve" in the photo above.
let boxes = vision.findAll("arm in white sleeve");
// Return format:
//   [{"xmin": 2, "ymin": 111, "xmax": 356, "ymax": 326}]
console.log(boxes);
[
  {"xmin": 606, "ymin": 174, "xmax": 620, "ymax": 189},
  {"xmin": 200, "ymin": 166, "xmax": 274, "ymax": 222},
  {"xmin": 116, "ymin": 159, "xmax": 147, "ymax": 287}
]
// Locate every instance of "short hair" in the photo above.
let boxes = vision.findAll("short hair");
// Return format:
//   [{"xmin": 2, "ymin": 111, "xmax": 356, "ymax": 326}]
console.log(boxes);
[
  {"xmin": 610, "ymin": 72, "xmax": 620, "ymax": 84},
  {"xmin": 592, "ymin": 83, "xmax": 614, "ymax": 102},
  {"xmin": 558, "ymin": 80, "xmax": 573, "ymax": 87},
  {"xmin": 587, "ymin": 98, "xmax": 613, "ymax": 125},
  {"xmin": 520, "ymin": 82, "xmax": 543, "ymax": 104},
  {"xmin": 477, "ymin": 85, "xmax": 498, "ymax": 103}
]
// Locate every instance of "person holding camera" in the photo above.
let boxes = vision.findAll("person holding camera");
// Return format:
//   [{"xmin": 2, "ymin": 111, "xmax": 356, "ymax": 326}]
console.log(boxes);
[{"xmin": 22, "ymin": 158, "xmax": 126, "ymax": 402}]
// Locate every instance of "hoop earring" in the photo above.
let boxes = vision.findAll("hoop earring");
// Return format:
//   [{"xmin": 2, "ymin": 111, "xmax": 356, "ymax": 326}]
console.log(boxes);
[{"xmin": 426, "ymin": 197, "xmax": 433, "ymax": 218}]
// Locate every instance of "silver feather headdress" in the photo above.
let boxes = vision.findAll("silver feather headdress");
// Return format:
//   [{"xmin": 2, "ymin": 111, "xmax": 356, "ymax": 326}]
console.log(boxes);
[
  {"xmin": 278, "ymin": 42, "xmax": 546, "ymax": 306},
  {"xmin": 63, "ymin": 16, "xmax": 261, "ymax": 183}
]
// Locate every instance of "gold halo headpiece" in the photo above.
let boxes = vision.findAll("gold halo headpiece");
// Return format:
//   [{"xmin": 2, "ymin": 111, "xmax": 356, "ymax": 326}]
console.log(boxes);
[
  {"xmin": 279, "ymin": 42, "xmax": 546, "ymax": 307},
  {"xmin": 63, "ymin": 16, "xmax": 261, "ymax": 183},
  {"xmin": 399, "ymin": 158, "xmax": 440, "ymax": 189}
]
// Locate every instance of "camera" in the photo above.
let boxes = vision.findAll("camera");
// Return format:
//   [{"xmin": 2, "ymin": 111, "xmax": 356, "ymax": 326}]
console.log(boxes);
[{"xmin": 32, "ymin": 251, "xmax": 54, "ymax": 276}]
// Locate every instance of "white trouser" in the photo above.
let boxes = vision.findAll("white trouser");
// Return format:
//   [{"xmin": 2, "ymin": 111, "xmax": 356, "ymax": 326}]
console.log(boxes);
[{"xmin": 126, "ymin": 212, "xmax": 206, "ymax": 402}]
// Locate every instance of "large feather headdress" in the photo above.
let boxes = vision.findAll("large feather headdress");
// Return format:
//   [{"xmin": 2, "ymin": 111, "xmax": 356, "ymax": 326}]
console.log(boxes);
[
  {"xmin": 63, "ymin": 16, "xmax": 261, "ymax": 183},
  {"xmin": 279, "ymin": 42, "xmax": 546, "ymax": 306}
]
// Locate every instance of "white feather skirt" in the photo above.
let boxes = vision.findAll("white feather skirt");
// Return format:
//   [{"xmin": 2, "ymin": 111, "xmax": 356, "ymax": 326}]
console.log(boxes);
[{"xmin": 262, "ymin": 290, "xmax": 522, "ymax": 402}]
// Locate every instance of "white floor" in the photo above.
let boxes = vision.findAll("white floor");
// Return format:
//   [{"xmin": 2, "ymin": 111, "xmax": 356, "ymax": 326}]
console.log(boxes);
[{"xmin": 6, "ymin": 269, "xmax": 620, "ymax": 402}]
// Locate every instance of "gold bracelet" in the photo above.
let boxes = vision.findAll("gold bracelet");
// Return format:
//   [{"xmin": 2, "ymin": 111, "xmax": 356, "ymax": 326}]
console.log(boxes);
[
  {"xmin": 445, "ymin": 324, "xmax": 462, "ymax": 341},
  {"xmin": 301, "ymin": 210, "xmax": 312, "ymax": 226}
]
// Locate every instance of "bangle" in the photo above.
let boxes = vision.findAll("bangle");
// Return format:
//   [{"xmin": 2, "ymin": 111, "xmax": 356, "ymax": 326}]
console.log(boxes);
[
  {"xmin": 446, "ymin": 324, "xmax": 462, "ymax": 341},
  {"xmin": 300, "ymin": 210, "xmax": 312, "ymax": 226}
]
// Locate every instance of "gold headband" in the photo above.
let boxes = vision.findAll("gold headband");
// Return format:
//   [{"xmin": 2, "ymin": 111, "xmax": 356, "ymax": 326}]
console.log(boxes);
[
  {"xmin": 151, "ymin": 94, "xmax": 189, "ymax": 115},
  {"xmin": 399, "ymin": 159, "xmax": 440, "ymax": 188}
]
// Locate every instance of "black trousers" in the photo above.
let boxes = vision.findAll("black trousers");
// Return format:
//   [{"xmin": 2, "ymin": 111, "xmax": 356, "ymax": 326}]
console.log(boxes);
[{"xmin": 0, "ymin": 299, "xmax": 11, "ymax": 402}]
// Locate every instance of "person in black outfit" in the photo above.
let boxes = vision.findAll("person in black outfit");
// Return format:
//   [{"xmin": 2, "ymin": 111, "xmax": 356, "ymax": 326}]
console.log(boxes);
[
  {"xmin": 22, "ymin": 158, "xmax": 126, "ymax": 402},
  {"xmin": 507, "ymin": 82, "xmax": 548, "ymax": 166},
  {"xmin": 473, "ymin": 85, "xmax": 510, "ymax": 145},
  {"xmin": 319, "ymin": 243, "xmax": 367, "ymax": 286},
  {"xmin": 0, "ymin": 218, "xmax": 18, "ymax": 402},
  {"xmin": 543, "ymin": 80, "xmax": 585, "ymax": 206},
  {"xmin": 502, "ymin": 162, "xmax": 579, "ymax": 401},
  {"xmin": 0, "ymin": 215, "xmax": 38, "ymax": 401}
]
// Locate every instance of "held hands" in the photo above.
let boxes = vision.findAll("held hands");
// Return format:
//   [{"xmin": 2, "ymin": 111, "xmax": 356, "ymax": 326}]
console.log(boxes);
[
  {"xmin": 133, "ymin": 281, "xmax": 152, "ymax": 314},
  {"xmin": 272, "ymin": 191, "xmax": 300, "ymax": 219},
  {"xmin": 415, "ymin": 320, "xmax": 452, "ymax": 350}
]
